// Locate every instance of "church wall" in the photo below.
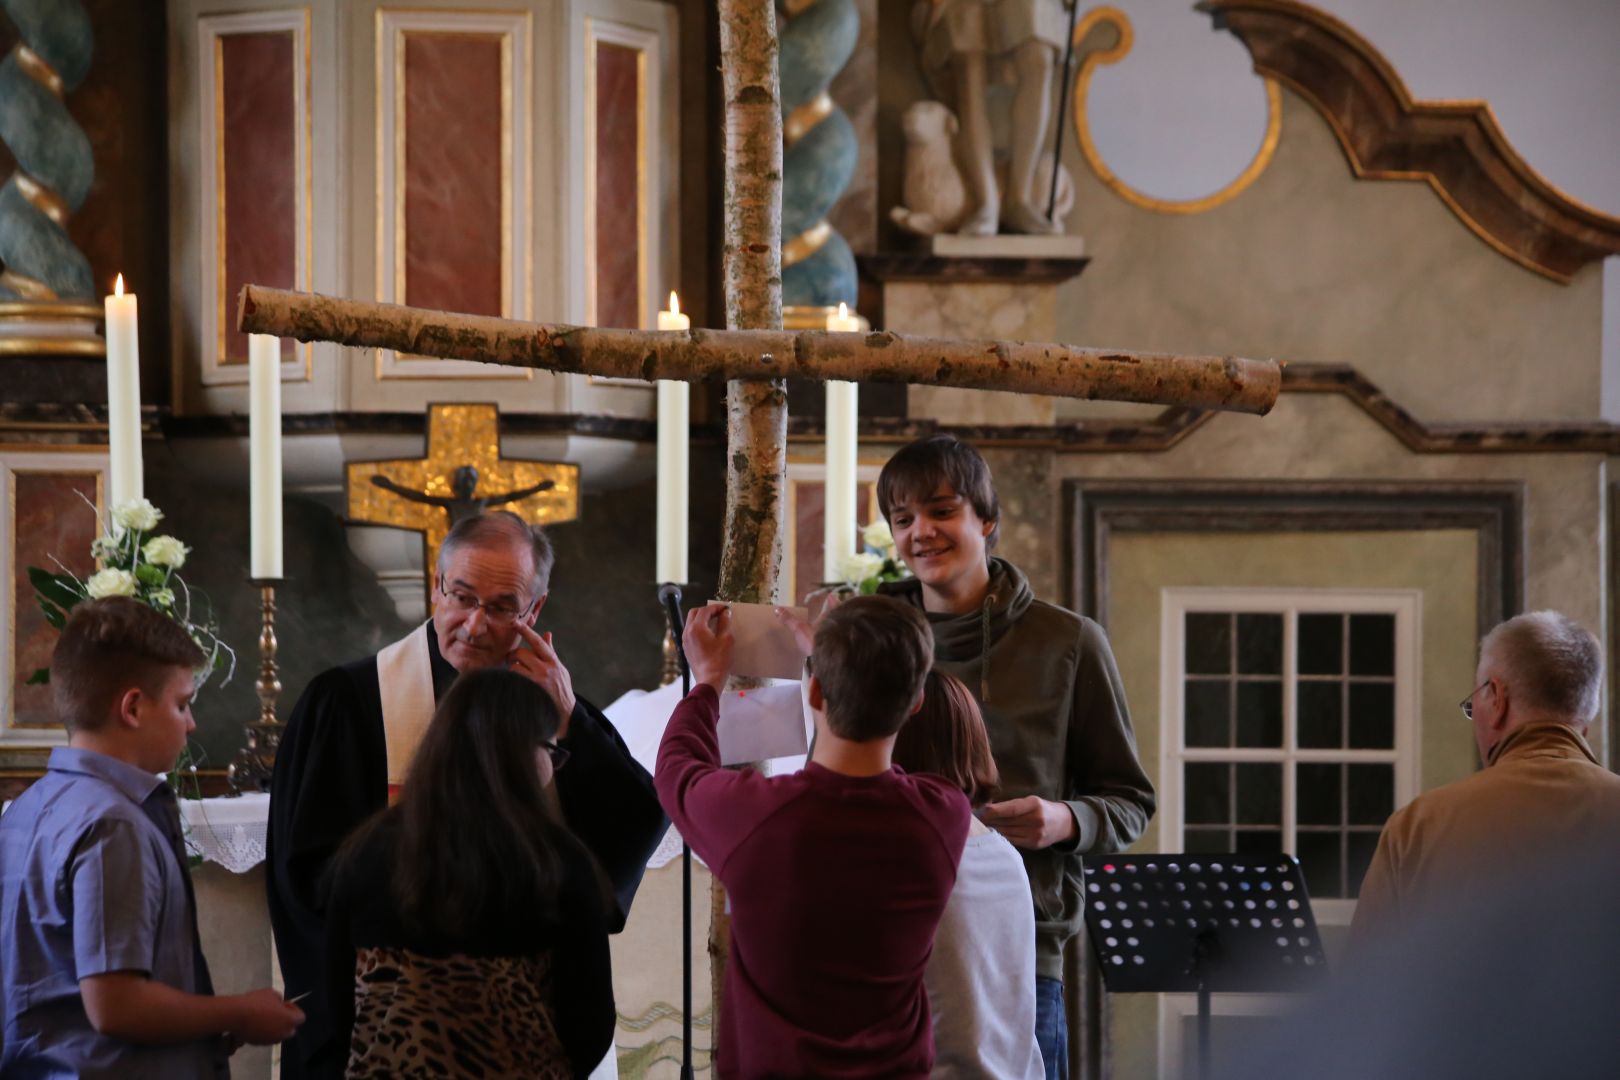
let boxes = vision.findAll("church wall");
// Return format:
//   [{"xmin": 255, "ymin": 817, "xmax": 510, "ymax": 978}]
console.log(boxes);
[
  {"xmin": 1053, "ymin": 89, "xmax": 1604, "ymax": 426},
  {"xmin": 138, "ymin": 438, "xmax": 727, "ymax": 766},
  {"xmin": 1102, "ymin": 528, "xmax": 1481, "ymax": 858},
  {"xmin": 968, "ymin": 389, "xmax": 1605, "ymax": 1078}
]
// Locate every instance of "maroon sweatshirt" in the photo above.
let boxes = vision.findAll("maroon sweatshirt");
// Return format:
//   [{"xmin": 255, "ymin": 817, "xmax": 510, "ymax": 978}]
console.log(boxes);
[{"xmin": 656, "ymin": 685, "xmax": 971, "ymax": 1079}]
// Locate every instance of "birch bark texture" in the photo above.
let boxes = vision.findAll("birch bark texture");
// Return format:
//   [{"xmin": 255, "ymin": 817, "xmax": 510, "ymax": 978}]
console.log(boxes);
[{"xmin": 236, "ymin": 285, "xmax": 1282, "ymax": 414}]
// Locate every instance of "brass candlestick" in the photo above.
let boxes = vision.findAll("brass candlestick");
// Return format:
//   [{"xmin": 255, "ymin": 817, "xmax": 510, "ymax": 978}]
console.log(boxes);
[
  {"xmin": 660, "ymin": 611, "xmax": 680, "ymax": 686},
  {"xmin": 227, "ymin": 580, "xmax": 285, "ymax": 793}
]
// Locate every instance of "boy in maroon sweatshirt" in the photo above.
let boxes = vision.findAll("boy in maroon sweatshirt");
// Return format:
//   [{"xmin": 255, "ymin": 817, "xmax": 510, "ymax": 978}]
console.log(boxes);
[{"xmin": 656, "ymin": 596, "xmax": 971, "ymax": 1079}]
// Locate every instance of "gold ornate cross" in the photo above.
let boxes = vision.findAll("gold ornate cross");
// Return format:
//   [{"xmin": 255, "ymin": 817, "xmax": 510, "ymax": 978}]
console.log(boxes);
[{"xmin": 346, "ymin": 403, "xmax": 579, "ymax": 584}]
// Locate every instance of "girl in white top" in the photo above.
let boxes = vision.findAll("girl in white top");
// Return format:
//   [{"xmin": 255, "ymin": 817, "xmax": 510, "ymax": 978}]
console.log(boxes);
[{"xmin": 895, "ymin": 671, "xmax": 1045, "ymax": 1080}]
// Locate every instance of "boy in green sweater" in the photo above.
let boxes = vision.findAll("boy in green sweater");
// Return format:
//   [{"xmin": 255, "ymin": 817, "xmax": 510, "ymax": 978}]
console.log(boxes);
[{"xmin": 876, "ymin": 434, "xmax": 1155, "ymax": 1080}]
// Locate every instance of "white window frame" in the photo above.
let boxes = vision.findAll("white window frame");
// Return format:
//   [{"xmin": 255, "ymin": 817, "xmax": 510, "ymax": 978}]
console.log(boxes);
[{"xmin": 1158, "ymin": 587, "xmax": 1421, "ymax": 927}]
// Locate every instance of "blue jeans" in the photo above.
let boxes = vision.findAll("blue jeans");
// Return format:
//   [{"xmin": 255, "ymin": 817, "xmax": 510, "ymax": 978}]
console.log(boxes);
[{"xmin": 1035, "ymin": 975, "xmax": 1068, "ymax": 1080}]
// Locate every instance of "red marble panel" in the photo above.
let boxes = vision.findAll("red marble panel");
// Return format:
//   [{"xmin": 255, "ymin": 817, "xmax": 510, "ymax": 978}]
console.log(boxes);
[
  {"xmin": 794, "ymin": 480, "xmax": 824, "ymax": 606},
  {"xmin": 595, "ymin": 42, "xmax": 641, "ymax": 328},
  {"xmin": 792, "ymin": 479, "xmax": 875, "ymax": 604},
  {"xmin": 221, "ymin": 31, "xmax": 297, "ymax": 365},
  {"xmin": 404, "ymin": 33, "xmax": 503, "ymax": 317},
  {"xmin": 11, "ymin": 472, "xmax": 100, "ymax": 729}
]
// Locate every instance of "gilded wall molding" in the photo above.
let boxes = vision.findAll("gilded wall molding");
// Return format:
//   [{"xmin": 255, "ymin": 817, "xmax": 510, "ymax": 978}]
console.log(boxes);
[
  {"xmin": 1197, "ymin": 0, "xmax": 1620, "ymax": 283},
  {"xmin": 1071, "ymin": 6, "xmax": 1282, "ymax": 215}
]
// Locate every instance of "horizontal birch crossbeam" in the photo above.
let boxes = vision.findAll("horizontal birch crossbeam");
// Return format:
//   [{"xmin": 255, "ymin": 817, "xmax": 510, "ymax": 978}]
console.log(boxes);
[{"xmin": 238, "ymin": 285, "xmax": 1281, "ymax": 414}]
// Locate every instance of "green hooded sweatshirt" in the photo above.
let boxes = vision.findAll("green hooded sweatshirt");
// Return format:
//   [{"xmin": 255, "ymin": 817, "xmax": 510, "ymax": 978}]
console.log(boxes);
[{"xmin": 882, "ymin": 557, "xmax": 1156, "ymax": 977}]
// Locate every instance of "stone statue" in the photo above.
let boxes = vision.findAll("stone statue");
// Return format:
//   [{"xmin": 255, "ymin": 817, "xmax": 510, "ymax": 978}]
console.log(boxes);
[
  {"xmin": 369, "ymin": 465, "xmax": 554, "ymax": 528},
  {"xmin": 900, "ymin": 0, "xmax": 1075, "ymax": 237},
  {"xmin": 891, "ymin": 99, "xmax": 1073, "ymax": 237}
]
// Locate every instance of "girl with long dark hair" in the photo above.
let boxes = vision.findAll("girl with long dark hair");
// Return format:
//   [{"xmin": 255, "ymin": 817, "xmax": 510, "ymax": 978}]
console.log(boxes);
[
  {"xmin": 325, "ymin": 668, "xmax": 613, "ymax": 1078},
  {"xmin": 893, "ymin": 670, "xmax": 1044, "ymax": 1080}
]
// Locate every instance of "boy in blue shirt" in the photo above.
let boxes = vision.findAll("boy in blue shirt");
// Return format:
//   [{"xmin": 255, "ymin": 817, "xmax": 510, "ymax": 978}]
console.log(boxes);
[{"xmin": 1, "ymin": 597, "xmax": 303, "ymax": 1078}]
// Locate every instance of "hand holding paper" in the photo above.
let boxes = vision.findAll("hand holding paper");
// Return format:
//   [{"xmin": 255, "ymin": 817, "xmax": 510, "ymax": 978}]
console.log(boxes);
[
  {"xmin": 723, "ymin": 601, "xmax": 810, "ymax": 680},
  {"xmin": 683, "ymin": 603, "xmax": 734, "ymax": 690}
]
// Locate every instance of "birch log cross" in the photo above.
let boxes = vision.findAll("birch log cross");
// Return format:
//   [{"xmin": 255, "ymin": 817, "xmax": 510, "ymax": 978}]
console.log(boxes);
[{"xmin": 237, "ymin": 0, "xmax": 1278, "ymax": 1054}]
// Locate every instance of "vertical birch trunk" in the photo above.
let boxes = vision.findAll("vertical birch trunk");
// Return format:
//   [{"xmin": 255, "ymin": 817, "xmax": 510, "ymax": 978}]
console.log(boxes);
[{"xmin": 712, "ymin": 0, "xmax": 786, "ymax": 1055}]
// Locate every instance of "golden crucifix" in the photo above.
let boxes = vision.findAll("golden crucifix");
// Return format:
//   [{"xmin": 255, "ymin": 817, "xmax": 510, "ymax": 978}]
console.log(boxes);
[{"xmin": 347, "ymin": 403, "xmax": 579, "ymax": 585}]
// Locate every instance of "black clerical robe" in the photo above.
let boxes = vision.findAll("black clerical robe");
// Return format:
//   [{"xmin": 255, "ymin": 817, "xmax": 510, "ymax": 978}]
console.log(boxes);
[{"xmin": 266, "ymin": 628, "xmax": 667, "ymax": 1080}]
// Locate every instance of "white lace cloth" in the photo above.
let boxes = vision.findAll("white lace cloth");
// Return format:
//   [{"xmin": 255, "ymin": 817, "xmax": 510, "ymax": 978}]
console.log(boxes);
[
  {"xmin": 172, "ymin": 794, "xmax": 704, "ymax": 874},
  {"xmin": 181, "ymin": 793, "xmax": 271, "ymax": 874}
]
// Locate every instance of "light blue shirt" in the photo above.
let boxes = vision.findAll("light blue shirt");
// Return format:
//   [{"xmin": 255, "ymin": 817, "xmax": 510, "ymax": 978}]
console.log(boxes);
[{"xmin": 0, "ymin": 747, "xmax": 222, "ymax": 1079}]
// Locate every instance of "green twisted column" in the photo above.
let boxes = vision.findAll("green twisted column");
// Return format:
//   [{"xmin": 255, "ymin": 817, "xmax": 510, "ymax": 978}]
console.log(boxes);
[
  {"xmin": 0, "ymin": 0, "xmax": 95, "ymax": 302},
  {"xmin": 778, "ymin": 0, "xmax": 858, "ymax": 311}
]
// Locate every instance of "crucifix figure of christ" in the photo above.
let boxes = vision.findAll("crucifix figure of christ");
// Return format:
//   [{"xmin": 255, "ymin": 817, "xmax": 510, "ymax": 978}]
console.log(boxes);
[
  {"xmin": 240, "ymin": 0, "xmax": 1280, "ymax": 1059},
  {"xmin": 346, "ymin": 402, "xmax": 579, "ymax": 592},
  {"xmin": 369, "ymin": 466, "xmax": 557, "ymax": 529}
]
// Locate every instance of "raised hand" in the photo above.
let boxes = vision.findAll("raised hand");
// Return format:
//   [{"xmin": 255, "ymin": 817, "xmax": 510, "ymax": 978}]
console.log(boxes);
[
  {"xmin": 683, "ymin": 603, "xmax": 734, "ymax": 692},
  {"xmin": 509, "ymin": 622, "xmax": 577, "ymax": 735}
]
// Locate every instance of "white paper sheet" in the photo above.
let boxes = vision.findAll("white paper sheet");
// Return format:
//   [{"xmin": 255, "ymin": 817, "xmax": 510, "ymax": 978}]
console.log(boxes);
[
  {"xmin": 603, "ymin": 677, "xmax": 811, "ymax": 770},
  {"xmin": 717, "ymin": 601, "xmax": 809, "ymax": 680},
  {"xmin": 716, "ymin": 681, "xmax": 810, "ymax": 765}
]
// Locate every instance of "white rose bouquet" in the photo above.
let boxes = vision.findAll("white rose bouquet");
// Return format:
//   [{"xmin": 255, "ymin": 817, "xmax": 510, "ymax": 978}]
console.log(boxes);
[
  {"xmin": 28, "ymin": 497, "xmax": 232, "ymax": 689},
  {"xmin": 838, "ymin": 516, "xmax": 912, "ymax": 595}
]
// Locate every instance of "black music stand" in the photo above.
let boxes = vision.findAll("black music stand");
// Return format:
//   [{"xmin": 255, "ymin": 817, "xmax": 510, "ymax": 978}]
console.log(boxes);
[{"xmin": 1082, "ymin": 854, "xmax": 1327, "ymax": 1080}]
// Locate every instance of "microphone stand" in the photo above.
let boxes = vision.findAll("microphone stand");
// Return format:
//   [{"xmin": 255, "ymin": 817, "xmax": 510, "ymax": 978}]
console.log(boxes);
[{"xmin": 658, "ymin": 582, "xmax": 696, "ymax": 1080}]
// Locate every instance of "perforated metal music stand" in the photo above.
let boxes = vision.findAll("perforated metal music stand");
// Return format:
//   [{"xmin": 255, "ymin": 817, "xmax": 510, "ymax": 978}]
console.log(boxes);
[{"xmin": 1082, "ymin": 854, "xmax": 1328, "ymax": 1080}]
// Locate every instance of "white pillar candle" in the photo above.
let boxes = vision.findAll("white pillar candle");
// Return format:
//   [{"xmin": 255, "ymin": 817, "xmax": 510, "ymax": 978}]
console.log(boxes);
[
  {"xmin": 656, "ymin": 292, "xmax": 690, "ymax": 584},
  {"xmin": 249, "ymin": 333, "xmax": 284, "ymax": 579},
  {"xmin": 103, "ymin": 274, "xmax": 143, "ymax": 511},
  {"xmin": 823, "ymin": 303, "xmax": 860, "ymax": 581}
]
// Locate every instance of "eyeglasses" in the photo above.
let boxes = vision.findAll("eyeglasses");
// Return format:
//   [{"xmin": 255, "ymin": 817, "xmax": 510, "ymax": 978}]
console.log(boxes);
[
  {"xmin": 539, "ymin": 740, "xmax": 570, "ymax": 772},
  {"xmin": 1459, "ymin": 680, "xmax": 1492, "ymax": 721},
  {"xmin": 438, "ymin": 578, "xmax": 533, "ymax": 625}
]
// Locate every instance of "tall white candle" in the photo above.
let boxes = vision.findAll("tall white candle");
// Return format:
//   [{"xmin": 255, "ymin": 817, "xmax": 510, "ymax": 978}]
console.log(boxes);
[
  {"xmin": 656, "ymin": 292, "xmax": 690, "ymax": 584},
  {"xmin": 103, "ymin": 274, "xmax": 143, "ymax": 510},
  {"xmin": 249, "ymin": 333, "xmax": 284, "ymax": 579},
  {"xmin": 823, "ymin": 303, "xmax": 860, "ymax": 581}
]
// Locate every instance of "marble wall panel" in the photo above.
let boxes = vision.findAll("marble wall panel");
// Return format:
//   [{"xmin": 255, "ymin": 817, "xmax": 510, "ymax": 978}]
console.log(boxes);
[
  {"xmin": 220, "ymin": 30, "xmax": 296, "ymax": 365},
  {"xmin": 403, "ymin": 33, "xmax": 503, "ymax": 317},
  {"xmin": 884, "ymin": 280, "xmax": 1059, "ymax": 425},
  {"xmin": 790, "ymin": 478, "xmax": 875, "ymax": 604},
  {"xmin": 10, "ymin": 471, "xmax": 99, "ymax": 729},
  {"xmin": 595, "ymin": 41, "xmax": 642, "ymax": 329}
]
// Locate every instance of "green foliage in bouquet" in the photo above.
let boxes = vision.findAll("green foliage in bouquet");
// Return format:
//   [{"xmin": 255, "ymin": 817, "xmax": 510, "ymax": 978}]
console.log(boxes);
[
  {"xmin": 837, "ymin": 519, "xmax": 913, "ymax": 595},
  {"xmin": 28, "ymin": 496, "xmax": 233, "ymax": 686},
  {"xmin": 27, "ymin": 497, "xmax": 234, "ymax": 802}
]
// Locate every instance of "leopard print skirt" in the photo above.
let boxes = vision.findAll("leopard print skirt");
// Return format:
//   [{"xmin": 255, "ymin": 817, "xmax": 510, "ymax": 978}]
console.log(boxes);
[{"xmin": 345, "ymin": 946, "xmax": 573, "ymax": 1079}]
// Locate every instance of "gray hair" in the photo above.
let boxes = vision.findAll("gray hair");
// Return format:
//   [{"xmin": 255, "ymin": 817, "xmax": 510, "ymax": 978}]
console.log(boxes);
[
  {"xmin": 436, "ymin": 511, "xmax": 555, "ymax": 600},
  {"xmin": 1480, "ymin": 611, "xmax": 1602, "ymax": 725}
]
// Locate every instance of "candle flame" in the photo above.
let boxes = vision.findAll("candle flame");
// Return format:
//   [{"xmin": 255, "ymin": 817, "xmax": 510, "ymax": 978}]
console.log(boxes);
[
  {"xmin": 668, "ymin": 291, "xmax": 680, "ymax": 317},
  {"xmin": 114, "ymin": 273, "xmax": 124, "ymax": 296},
  {"xmin": 837, "ymin": 302, "xmax": 849, "ymax": 318}
]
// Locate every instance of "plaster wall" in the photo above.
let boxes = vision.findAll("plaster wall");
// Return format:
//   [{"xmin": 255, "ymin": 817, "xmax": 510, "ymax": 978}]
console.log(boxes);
[
  {"xmin": 1055, "ymin": 90, "xmax": 1604, "ymax": 425},
  {"xmin": 1103, "ymin": 529, "xmax": 1478, "ymax": 1080},
  {"xmin": 977, "ymin": 390, "xmax": 1609, "ymax": 760}
]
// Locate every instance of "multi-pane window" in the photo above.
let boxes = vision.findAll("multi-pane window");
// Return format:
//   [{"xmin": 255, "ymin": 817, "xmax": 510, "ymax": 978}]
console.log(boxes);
[{"xmin": 1164, "ymin": 592, "xmax": 1417, "ymax": 916}]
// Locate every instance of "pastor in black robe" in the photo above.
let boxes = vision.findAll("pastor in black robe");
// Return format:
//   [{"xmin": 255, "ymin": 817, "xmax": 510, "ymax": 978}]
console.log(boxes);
[{"xmin": 266, "ymin": 628, "xmax": 668, "ymax": 1080}]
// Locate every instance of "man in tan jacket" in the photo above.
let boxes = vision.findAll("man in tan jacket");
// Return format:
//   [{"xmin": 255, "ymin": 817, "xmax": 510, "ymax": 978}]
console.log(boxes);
[{"xmin": 1351, "ymin": 610, "xmax": 1620, "ymax": 946}]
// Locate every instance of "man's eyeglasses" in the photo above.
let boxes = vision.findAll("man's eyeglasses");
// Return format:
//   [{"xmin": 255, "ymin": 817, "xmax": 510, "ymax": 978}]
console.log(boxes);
[
  {"xmin": 1459, "ymin": 680, "xmax": 1491, "ymax": 721},
  {"xmin": 438, "ymin": 578, "xmax": 533, "ymax": 625},
  {"xmin": 539, "ymin": 740, "xmax": 570, "ymax": 772}
]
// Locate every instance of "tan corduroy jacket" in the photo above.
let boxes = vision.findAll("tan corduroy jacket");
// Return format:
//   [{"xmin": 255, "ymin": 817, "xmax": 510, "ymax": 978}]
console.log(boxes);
[{"xmin": 1351, "ymin": 721, "xmax": 1620, "ymax": 947}]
